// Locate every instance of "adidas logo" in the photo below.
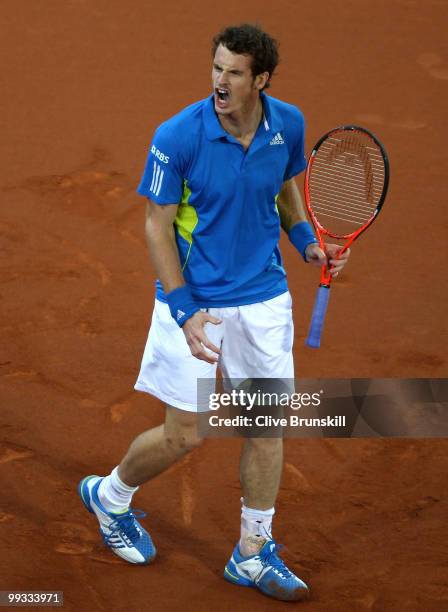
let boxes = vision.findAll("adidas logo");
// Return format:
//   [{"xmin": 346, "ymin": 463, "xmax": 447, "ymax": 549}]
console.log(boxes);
[
  {"xmin": 269, "ymin": 132, "xmax": 284, "ymax": 145},
  {"xmin": 176, "ymin": 309, "xmax": 186, "ymax": 321}
]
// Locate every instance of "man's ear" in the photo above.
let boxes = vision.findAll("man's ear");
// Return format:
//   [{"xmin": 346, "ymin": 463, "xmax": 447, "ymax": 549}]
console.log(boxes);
[{"xmin": 254, "ymin": 72, "xmax": 270, "ymax": 90}]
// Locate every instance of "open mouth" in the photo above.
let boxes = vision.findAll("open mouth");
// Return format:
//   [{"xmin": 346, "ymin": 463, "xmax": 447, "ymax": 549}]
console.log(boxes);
[{"xmin": 215, "ymin": 88, "xmax": 230, "ymax": 105}]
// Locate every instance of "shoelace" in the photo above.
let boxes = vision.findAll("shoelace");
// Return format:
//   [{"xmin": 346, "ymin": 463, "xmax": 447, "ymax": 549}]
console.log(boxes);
[
  {"xmin": 258, "ymin": 544, "xmax": 293, "ymax": 579},
  {"xmin": 104, "ymin": 509, "xmax": 147, "ymax": 545}
]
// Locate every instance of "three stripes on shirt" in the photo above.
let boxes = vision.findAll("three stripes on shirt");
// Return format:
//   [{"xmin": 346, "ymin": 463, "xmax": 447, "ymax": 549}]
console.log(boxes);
[{"xmin": 149, "ymin": 161, "xmax": 164, "ymax": 196}]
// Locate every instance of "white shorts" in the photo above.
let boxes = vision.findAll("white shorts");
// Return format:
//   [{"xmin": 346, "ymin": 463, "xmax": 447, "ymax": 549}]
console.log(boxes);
[{"xmin": 134, "ymin": 291, "xmax": 294, "ymax": 412}]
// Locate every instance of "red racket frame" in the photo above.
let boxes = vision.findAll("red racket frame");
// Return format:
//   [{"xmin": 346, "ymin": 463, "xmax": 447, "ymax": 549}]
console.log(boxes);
[{"xmin": 304, "ymin": 125, "xmax": 389, "ymax": 286}]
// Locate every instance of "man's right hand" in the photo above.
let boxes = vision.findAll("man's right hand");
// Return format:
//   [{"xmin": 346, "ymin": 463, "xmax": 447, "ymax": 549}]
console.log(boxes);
[{"xmin": 182, "ymin": 311, "xmax": 222, "ymax": 364}]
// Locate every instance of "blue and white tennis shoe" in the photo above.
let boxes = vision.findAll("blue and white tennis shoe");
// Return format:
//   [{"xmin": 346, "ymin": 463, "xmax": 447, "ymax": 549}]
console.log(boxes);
[
  {"xmin": 224, "ymin": 539, "xmax": 309, "ymax": 601},
  {"xmin": 78, "ymin": 475, "xmax": 156, "ymax": 565}
]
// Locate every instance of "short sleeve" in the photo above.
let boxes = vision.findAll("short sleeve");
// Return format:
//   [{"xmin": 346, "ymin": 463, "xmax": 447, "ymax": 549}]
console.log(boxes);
[
  {"xmin": 283, "ymin": 108, "xmax": 307, "ymax": 180},
  {"xmin": 137, "ymin": 123, "xmax": 185, "ymax": 204}
]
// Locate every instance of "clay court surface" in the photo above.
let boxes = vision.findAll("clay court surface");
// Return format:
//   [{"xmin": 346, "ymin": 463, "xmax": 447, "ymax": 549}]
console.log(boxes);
[{"xmin": 1, "ymin": 0, "xmax": 447, "ymax": 610}]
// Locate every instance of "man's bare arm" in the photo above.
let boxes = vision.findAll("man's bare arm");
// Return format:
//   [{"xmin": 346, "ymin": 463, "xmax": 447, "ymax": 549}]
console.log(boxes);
[
  {"xmin": 145, "ymin": 200, "xmax": 184, "ymax": 292},
  {"xmin": 276, "ymin": 177, "xmax": 308, "ymax": 232},
  {"xmin": 276, "ymin": 177, "xmax": 350, "ymax": 275},
  {"xmin": 145, "ymin": 199, "xmax": 221, "ymax": 363}
]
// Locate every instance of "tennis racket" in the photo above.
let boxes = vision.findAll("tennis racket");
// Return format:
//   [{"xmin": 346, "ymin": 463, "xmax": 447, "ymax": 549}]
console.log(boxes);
[{"xmin": 304, "ymin": 125, "xmax": 389, "ymax": 348}]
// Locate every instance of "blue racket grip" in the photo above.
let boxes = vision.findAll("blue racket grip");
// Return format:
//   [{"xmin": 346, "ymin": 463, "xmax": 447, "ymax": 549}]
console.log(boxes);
[{"xmin": 306, "ymin": 285, "xmax": 331, "ymax": 349}]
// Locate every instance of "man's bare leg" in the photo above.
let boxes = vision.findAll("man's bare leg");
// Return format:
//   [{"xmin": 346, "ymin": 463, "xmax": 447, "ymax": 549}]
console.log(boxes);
[
  {"xmin": 239, "ymin": 437, "xmax": 283, "ymax": 555},
  {"xmin": 78, "ymin": 404, "xmax": 201, "ymax": 565},
  {"xmin": 95, "ymin": 405, "xmax": 202, "ymax": 514},
  {"xmin": 225, "ymin": 435, "xmax": 309, "ymax": 600},
  {"xmin": 118, "ymin": 405, "xmax": 202, "ymax": 487}
]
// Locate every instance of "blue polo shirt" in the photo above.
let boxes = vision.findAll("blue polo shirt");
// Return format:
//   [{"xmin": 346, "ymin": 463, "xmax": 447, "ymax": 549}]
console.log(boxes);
[{"xmin": 137, "ymin": 92, "xmax": 306, "ymax": 307}]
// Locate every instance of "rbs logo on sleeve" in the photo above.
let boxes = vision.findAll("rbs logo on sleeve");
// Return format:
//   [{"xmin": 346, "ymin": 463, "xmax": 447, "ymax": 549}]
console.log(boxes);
[{"xmin": 151, "ymin": 145, "xmax": 170, "ymax": 164}]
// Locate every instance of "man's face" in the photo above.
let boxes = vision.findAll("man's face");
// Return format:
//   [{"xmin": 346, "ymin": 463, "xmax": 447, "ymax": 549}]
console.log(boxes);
[{"xmin": 212, "ymin": 44, "xmax": 266, "ymax": 116}]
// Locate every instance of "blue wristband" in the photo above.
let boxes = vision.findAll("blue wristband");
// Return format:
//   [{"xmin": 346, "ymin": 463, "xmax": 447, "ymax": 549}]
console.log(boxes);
[
  {"xmin": 165, "ymin": 285, "xmax": 201, "ymax": 327},
  {"xmin": 288, "ymin": 221, "xmax": 318, "ymax": 261}
]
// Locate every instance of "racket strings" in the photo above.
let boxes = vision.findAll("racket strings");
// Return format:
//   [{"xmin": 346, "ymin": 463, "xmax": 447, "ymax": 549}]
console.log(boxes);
[{"xmin": 309, "ymin": 131, "xmax": 385, "ymax": 236}]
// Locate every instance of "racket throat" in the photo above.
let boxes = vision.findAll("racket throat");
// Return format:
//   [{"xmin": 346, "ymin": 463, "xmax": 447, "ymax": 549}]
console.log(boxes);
[{"xmin": 320, "ymin": 265, "xmax": 332, "ymax": 286}]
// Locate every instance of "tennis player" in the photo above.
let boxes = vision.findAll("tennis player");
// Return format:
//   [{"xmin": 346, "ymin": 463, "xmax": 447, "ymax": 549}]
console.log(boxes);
[{"xmin": 79, "ymin": 24, "xmax": 349, "ymax": 602}]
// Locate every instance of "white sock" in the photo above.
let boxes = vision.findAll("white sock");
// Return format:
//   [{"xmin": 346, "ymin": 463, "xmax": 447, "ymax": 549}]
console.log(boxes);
[
  {"xmin": 239, "ymin": 499, "xmax": 275, "ymax": 557},
  {"xmin": 97, "ymin": 466, "xmax": 139, "ymax": 514}
]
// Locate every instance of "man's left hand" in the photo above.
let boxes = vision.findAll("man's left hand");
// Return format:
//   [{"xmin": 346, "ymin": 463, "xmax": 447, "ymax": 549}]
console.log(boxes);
[{"xmin": 305, "ymin": 243, "xmax": 351, "ymax": 277}]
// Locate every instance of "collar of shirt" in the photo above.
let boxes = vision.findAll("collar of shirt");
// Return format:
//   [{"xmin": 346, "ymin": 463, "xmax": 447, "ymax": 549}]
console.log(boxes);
[{"xmin": 202, "ymin": 92, "xmax": 284, "ymax": 142}]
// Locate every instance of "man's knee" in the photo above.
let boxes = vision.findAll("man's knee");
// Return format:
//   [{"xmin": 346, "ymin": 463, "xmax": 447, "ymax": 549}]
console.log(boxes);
[
  {"xmin": 244, "ymin": 436, "xmax": 283, "ymax": 453},
  {"xmin": 164, "ymin": 405, "xmax": 203, "ymax": 453},
  {"xmin": 165, "ymin": 430, "xmax": 202, "ymax": 453}
]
